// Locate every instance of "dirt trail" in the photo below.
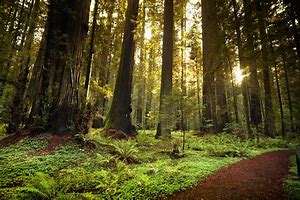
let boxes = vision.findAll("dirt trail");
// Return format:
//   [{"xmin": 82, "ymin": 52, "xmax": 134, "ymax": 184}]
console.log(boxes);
[{"xmin": 168, "ymin": 150, "xmax": 293, "ymax": 200}]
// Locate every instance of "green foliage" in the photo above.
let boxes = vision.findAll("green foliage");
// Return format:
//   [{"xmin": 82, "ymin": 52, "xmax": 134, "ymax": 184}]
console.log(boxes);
[
  {"xmin": 0, "ymin": 123, "xmax": 7, "ymax": 139},
  {"xmin": 0, "ymin": 131, "xmax": 297, "ymax": 199},
  {"xmin": 284, "ymin": 156, "xmax": 300, "ymax": 200},
  {"xmin": 187, "ymin": 134, "xmax": 294, "ymax": 158},
  {"xmin": 109, "ymin": 140, "xmax": 139, "ymax": 163},
  {"xmin": 16, "ymin": 172, "xmax": 58, "ymax": 199}
]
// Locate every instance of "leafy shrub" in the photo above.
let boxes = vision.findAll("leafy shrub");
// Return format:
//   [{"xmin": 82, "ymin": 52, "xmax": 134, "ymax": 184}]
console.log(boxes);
[{"xmin": 109, "ymin": 140, "xmax": 139, "ymax": 163}]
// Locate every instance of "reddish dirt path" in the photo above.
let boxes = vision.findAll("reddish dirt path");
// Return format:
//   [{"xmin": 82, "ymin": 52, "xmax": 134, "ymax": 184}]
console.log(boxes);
[
  {"xmin": 0, "ymin": 129, "xmax": 31, "ymax": 148},
  {"xmin": 168, "ymin": 150, "xmax": 293, "ymax": 200},
  {"xmin": 27, "ymin": 135, "xmax": 70, "ymax": 156}
]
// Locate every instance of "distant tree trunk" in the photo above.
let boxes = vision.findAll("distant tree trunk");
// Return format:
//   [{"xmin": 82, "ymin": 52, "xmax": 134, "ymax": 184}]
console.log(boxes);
[
  {"xmin": 7, "ymin": 0, "xmax": 41, "ymax": 133},
  {"xmin": 95, "ymin": 4, "xmax": 114, "ymax": 119},
  {"xmin": 196, "ymin": 57, "xmax": 202, "ymax": 130},
  {"xmin": 136, "ymin": 2, "xmax": 146, "ymax": 128},
  {"xmin": 180, "ymin": 2, "xmax": 187, "ymax": 131},
  {"xmin": 19, "ymin": 0, "xmax": 35, "ymax": 50},
  {"xmin": 216, "ymin": 65, "xmax": 229, "ymax": 130},
  {"xmin": 281, "ymin": 51, "xmax": 295, "ymax": 132},
  {"xmin": 5, "ymin": 0, "xmax": 27, "ymax": 71},
  {"xmin": 270, "ymin": 40, "xmax": 285, "ymax": 137},
  {"xmin": 30, "ymin": 0, "xmax": 91, "ymax": 133},
  {"xmin": 233, "ymin": 0, "xmax": 252, "ymax": 136},
  {"xmin": 104, "ymin": 0, "xmax": 139, "ymax": 135},
  {"xmin": 243, "ymin": 0, "xmax": 262, "ymax": 133},
  {"xmin": 84, "ymin": 0, "xmax": 99, "ymax": 103},
  {"xmin": 145, "ymin": 47, "xmax": 154, "ymax": 129},
  {"xmin": 155, "ymin": 0, "xmax": 174, "ymax": 138},
  {"xmin": 226, "ymin": 54, "xmax": 239, "ymax": 123},
  {"xmin": 256, "ymin": 0, "xmax": 275, "ymax": 137}
]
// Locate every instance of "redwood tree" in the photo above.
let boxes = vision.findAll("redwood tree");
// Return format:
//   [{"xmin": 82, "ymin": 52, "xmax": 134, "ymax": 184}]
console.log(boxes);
[
  {"xmin": 29, "ymin": 0, "xmax": 91, "ymax": 133},
  {"xmin": 155, "ymin": 0, "xmax": 174, "ymax": 138},
  {"xmin": 104, "ymin": 0, "xmax": 139, "ymax": 136}
]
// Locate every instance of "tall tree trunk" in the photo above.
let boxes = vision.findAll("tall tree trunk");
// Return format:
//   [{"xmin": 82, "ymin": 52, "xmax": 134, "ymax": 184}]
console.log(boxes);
[
  {"xmin": 233, "ymin": 0, "xmax": 253, "ymax": 136},
  {"xmin": 226, "ymin": 54, "xmax": 239, "ymax": 123},
  {"xmin": 180, "ymin": 1, "xmax": 187, "ymax": 131},
  {"xmin": 7, "ymin": 0, "xmax": 41, "ymax": 133},
  {"xmin": 196, "ymin": 56, "xmax": 202, "ymax": 130},
  {"xmin": 145, "ymin": 47, "xmax": 154, "ymax": 129},
  {"xmin": 155, "ymin": 0, "xmax": 174, "ymax": 138},
  {"xmin": 84, "ymin": 0, "xmax": 99, "ymax": 102},
  {"xmin": 256, "ymin": 0, "xmax": 275, "ymax": 137},
  {"xmin": 104, "ymin": 0, "xmax": 139, "ymax": 136},
  {"xmin": 201, "ymin": 0, "xmax": 227, "ymax": 132},
  {"xmin": 243, "ymin": 0, "xmax": 262, "ymax": 132},
  {"xmin": 281, "ymin": 51, "xmax": 295, "ymax": 132},
  {"xmin": 201, "ymin": 0, "xmax": 219, "ymax": 132},
  {"xmin": 216, "ymin": 65, "xmax": 229, "ymax": 130},
  {"xmin": 270, "ymin": 40, "xmax": 285, "ymax": 137},
  {"xmin": 136, "ymin": 2, "xmax": 146, "ymax": 128},
  {"xmin": 26, "ymin": 24, "xmax": 47, "ymax": 127},
  {"xmin": 31, "ymin": 0, "xmax": 91, "ymax": 133}
]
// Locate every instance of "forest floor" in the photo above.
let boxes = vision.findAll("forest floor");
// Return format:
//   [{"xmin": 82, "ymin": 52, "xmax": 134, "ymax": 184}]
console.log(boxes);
[
  {"xmin": 168, "ymin": 150, "xmax": 292, "ymax": 200},
  {"xmin": 0, "ymin": 130, "xmax": 299, "ymax": 199}
]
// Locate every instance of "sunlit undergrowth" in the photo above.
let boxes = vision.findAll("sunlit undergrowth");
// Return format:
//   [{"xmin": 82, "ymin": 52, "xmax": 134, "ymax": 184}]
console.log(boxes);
[
  {"xmin": 284, "ymin": 155, "xmax": 300, "ymax": 200},
  {"xmin": 0, "ymin": 130, "xmax": 297, "ymax": 199}
]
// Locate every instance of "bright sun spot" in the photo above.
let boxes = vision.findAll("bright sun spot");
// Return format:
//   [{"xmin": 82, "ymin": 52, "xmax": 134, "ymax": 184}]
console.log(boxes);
[
  {"xmin": 144, "ymin": 28, "xmax": 152, "ymax": 40},
  {"xmin": 234, "ymin": 66, "xmax": 244, "ymax": 85}
]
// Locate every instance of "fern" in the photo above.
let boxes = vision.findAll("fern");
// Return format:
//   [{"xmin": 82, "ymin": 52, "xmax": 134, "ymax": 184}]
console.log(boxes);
[
  {"xmin": 107, "ymin": 141, "xmax": 139, "ymax": 163},
  {"xmin": 16, "ymin": 172, "xmax": 59, "ymax": 199}
]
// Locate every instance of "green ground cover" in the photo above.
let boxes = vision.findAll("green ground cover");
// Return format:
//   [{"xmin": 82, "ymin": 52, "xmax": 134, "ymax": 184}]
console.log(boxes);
[{"xmin": 0, "ymin": 130, "xmax": 297, "ymax": 199}]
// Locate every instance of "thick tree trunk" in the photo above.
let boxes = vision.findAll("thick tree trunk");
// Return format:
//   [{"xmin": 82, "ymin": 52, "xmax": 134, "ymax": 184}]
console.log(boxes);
[
  {"xmin": 202, "ymin": 0, "xmax": 220, "ymax": 132},
  {"xmin": 202, "ymin": 0, "xmax": 228, "ymax": 132},
  {"xmin": 256, "ymin": 0, "xmax": 275, "ymax": 137},
  {"xmin": 104, "ymin": 0, "xmax": 139, "ymax": 136},
  {"xmin": 31, "ymin": 0, "xmax": 91, "ymax": 133},
  {"xmin": 27, "ymin": 25, "xmax": 47, "ymax": 127},
  {"xmin": 155, "ymin": 0, "xmax": 174, "ymax": 138}
]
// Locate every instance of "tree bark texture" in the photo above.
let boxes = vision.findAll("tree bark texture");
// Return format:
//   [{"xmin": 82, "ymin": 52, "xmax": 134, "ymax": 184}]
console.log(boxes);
[
  {"xmin": 256, "ymin": 0, "xmax": 276, "ymax": 137},
  {"xmin": 31, "ymin": 0, "xmax": 91, "ymax": 133},
  {"xmin": 104, "ymin": 0, "xmax": 139, "ymax": 135},
  {"xmin": 156, "ymin": 0, "xmax": 174, "ymax": 138}
]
